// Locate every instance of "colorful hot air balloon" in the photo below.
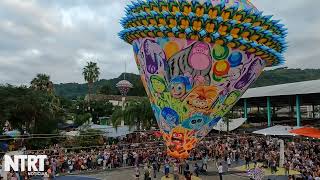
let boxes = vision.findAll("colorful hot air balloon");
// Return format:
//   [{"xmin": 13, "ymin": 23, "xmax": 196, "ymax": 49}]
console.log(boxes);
[
  {"xmin": 116, "ymin": 79, "xmax": 134, "ymax": 96},
  {"xmin": 119, "ymin": 0, "xmax": 287, "ymax": 159}
]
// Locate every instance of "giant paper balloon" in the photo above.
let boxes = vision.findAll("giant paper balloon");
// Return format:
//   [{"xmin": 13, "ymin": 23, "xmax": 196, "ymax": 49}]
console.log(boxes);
[{"xmin": 119, "ymin": 0, "xmax": 287, "ymax": 159}]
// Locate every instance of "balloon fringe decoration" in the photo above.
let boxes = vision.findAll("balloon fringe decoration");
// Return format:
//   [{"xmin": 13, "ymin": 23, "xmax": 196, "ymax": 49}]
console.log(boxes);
[{"xmin": 119, "ymin": 0, "xmax": 287, "ymax": 66}]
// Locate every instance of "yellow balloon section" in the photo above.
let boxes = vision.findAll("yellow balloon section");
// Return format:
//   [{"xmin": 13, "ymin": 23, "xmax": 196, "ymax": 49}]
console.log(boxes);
[{"xmin": 164, "ymin": 41, "xmax": 180, "ymax": 58}]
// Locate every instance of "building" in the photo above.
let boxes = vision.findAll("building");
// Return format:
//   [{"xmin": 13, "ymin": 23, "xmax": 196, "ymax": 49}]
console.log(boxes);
[
  {"xmin": 85, "ymin": 94, "xmax": 145, "ymax": 106},
  {"xmin": 236, "ymin": 79, "xmax": 320, "ymax": 127}
]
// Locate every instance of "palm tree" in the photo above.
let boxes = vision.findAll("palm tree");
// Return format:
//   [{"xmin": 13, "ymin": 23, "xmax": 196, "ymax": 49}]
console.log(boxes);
[
  {"xmin": 223, "ymin": 112, "xmax": 234, "ymax": 134},
  {"xmin": 82, "ymin": 62, "xmax": 100, "ymax": 101},
  {"xmin": 30, "ymin": 74, "xmax": 53, "ymax": 92},
  {"xmin": 111, "ymin": 98, "xmax": 156, "ymax": 130}
]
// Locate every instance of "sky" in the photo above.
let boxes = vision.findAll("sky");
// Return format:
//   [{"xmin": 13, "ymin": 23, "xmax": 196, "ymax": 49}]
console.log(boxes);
[{"xmin": 0, "ymin": 0, "xmax": 319, "ymax": 85}]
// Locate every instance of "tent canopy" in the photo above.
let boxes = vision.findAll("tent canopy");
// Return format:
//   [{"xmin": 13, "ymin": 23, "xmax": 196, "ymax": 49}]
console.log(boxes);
[
  {"xmin": 213, "ymin": 118, "xmax": 247, "ymax": 132},
  {"xmin": 289, "ymin": 127, "xmax": 320, "ymax": 139},
  {"xmin": 253, "ymin": 125, "xmax": 299, "ymax": 136}
]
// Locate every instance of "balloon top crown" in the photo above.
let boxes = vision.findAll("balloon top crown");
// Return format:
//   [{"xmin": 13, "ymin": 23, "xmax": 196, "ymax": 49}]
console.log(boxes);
[
  {"xmin": 116, "ymin": 80, "xmax": 134, "ymax": 88},
  {"xmin": 119, "ymin": 0, "xmax": 287, "ymax": 67}
]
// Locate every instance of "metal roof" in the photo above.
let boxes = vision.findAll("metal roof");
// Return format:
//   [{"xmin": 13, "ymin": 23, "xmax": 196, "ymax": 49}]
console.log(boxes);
[{"xmin": 242, "ymin": 79, "xmax": 320, "ymax": 98}]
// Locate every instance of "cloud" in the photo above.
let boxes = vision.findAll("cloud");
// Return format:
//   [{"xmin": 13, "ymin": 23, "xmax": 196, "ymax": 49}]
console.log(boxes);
[{"xmin": 0, "ymin": 0, "xmax": 319, "ymax": 85}]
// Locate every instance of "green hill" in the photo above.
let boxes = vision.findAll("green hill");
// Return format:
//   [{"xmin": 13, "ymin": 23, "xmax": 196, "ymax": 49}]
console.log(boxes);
[
  {"xmin": 253, "ymin": 68, "xmax": 320, "ymax": 87},
  {"xmin": 54, "ymin": 73, "xmax": 146, "ymax": 99},
  {"xmin": 54, "ymin": 69, "xmax": 320, "ymax": 100}
]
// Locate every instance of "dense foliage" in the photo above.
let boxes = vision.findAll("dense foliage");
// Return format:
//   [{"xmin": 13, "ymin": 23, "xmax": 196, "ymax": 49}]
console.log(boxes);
[
  {"xmin": 253, "ymin": 68, "xmax": 320, "ymax": 87},
  {"xmin": 111, "ymin": 98, "xmax": 156, "ymax": 130},
  {"xmin": 0, "ymin": 85, "xmax": 64, "ymax": 134},
  {"xmin": 55, "ymin": 69, "xmax": 320, "ymax": 100}
]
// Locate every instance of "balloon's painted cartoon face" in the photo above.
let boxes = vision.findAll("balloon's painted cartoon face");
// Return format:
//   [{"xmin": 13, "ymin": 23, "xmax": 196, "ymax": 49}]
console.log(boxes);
[
  {"xmin": 182, "ymin": 114, "xmax": 209, "ymax": 130},
  {"xmin": 150, "ymin": 75, "xmax": 167, "ymax": 93},
  {"xmin": 163, "ymin": 126, "xmax": 198, "ymax": 159},
  {"xmin": 224, "ymin": 91, "xmax": 241, "ymax": 106},
  {"xmin": 185, "ymin": 86, "xmax": 218, "ymax": 113},
  {"xmin": 188, "ymin": 42, "xmax": 211, "ymax": 71},
  {"xmin": 161, "ymin": 107, "xmax": 179, "ymax": 127},
  {"xmin": 171, "ymin": 131, "xmax": 184, "ymax": 146},
  {"xmin": 170, "ymin": 76, "xmax": 192, "ymax": 99},
  {"xmin": 171, "ymin": 83, "xmax": 186, "ymax": 99}
]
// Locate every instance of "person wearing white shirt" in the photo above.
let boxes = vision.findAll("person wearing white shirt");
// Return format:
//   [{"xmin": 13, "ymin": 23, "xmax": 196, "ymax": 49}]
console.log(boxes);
[
  {"xmin": 123, "ymin": 152, "xmax": 128, "ymax": 167},
  {"xmin": 227, "ymin": 156, "xmax": 231, "ymax": 171},
  {"xmin": 217, "ymin": 162, "xmax": 223, "ymax": 180}
]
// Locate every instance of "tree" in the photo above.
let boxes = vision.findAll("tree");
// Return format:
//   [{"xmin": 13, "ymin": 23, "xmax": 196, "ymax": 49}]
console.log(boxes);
[
  {"xmin": 0, "ymin": 85, "xmax": 65, "ymax": 134},
  {"xmin": 83, "ymin": 62, "xmax": 100, "ymax": 101},
  {"xmin": 30, "ymin": 74, "xmax": 53, "ymax": 93},
  {"xmin": 223, "ymin": 112, "xmax": 234, "ymax": 134},
  {"xmin": 98, "ymin": 84, "xmax": 113, "ymax": 95},
  {"xmin": 74, "ymin": 113, "xmax": 92, "ymax": 126},
  {"xmin": 111, "ymin": 98, "xmax": 156, "ymax": 130}
]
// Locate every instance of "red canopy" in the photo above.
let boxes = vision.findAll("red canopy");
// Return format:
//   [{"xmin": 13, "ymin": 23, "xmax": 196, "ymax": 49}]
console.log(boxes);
[{"xmin": 289, "ymin": 127, "xmax": 320, "ymax": 139}]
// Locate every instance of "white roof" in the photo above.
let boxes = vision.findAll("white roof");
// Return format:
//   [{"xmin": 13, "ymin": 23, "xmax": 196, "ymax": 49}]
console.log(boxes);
[
  {"xmin": 242, "ymin": 79, "xmax": 320, "ymax": 98},
  {"xmin": 252, "ymin": 125, "xmax": 300, "ymax": 136},
  {"xmin": 213, "ymin": 118, "xmax": 247, "ymax": 132},
  {"xmin": 89, "ymin": 125, "xmax": 135, "ymax": 138}
]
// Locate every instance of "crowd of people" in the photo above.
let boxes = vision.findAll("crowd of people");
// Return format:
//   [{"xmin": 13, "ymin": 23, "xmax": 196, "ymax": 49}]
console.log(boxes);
[{"xmin": 1, "ymin": 132, "xmax": 320, "ymax": 180}]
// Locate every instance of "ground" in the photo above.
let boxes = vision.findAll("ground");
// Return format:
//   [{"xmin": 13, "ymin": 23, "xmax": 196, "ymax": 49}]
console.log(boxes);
[{"xmin": 55, "ymin": 161, "xmax": 290, "ymax": 180}]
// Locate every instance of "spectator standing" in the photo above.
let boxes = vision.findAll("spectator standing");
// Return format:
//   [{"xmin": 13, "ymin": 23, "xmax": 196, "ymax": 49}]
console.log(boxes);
[{"xmin": 217, "ymin": 162, "xmax": 223, "ymax": 180}]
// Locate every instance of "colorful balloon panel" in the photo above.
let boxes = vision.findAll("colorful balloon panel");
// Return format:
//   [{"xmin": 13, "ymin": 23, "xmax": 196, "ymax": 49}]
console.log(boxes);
[
  {"xmin": 119, "ymin": 0, "xmax": 287, "ymax": 159},
  {"xmin": 133, "ymin": 37, "xmax": 265, "ymax": 158}
]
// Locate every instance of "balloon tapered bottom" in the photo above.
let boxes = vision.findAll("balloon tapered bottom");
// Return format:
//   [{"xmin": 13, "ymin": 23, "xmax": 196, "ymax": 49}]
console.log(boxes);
[{"xmin": 133, "ymin": 37, "xmax": 265, "ymax": 159}]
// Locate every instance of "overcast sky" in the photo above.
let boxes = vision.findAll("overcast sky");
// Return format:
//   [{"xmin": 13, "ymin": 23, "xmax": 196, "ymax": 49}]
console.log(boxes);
[{"xmin": 0, "ymin": 0, "xmax": 319, "ymax": 85}]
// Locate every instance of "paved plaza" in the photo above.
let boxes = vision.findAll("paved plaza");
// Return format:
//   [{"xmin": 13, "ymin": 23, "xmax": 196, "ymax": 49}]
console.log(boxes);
[
  {"xmin": 57, "ymin": 161, "xmax": 290, "ymax": 180},
  {"xmin": 58, "ymin": 161, "xmax": 251, "ymax": 180}
]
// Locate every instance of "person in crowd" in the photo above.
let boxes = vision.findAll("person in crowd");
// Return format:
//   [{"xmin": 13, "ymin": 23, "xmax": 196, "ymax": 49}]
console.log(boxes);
[
  {"xmin": 184, "ymin": 164, "xmax": 191, "ymax": 180},
  {"xmin": 164, "ymin": 160, "xmax": 170, "ymax": 178},
  {"xmin": 227, "ymin": 156, "xmax": 231, "ymax": 171},
  {"xmin": 143, "ymin": 163, "xmax": 151, "ymax": 180},
  {"xmin": 152, "ymin": 160, "xmax": 158, "ymax": 178},
  {"xmin": 6, "ymin": 132, "xmax": 319, "ymax": 179},
  {"xmin": 194, "ymin": 163, "xmax": 199, "ymax": 177},
  {"xmin": 134, "ymin": 166, "xmax": 140, "ymax": 180},
  {"xmin": 217, "ymin": 162, "xmax": 223, "ymax": 180}
]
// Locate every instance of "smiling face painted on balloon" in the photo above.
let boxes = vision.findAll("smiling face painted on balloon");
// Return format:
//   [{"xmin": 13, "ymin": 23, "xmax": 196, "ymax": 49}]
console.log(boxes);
[
  {"xmin": 170, "ymin": 76, "xmax": 192, "ymax": 99},
  {"xmin": 171, "ymin": 83, "xmax": 186, "ymax": 99}
]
